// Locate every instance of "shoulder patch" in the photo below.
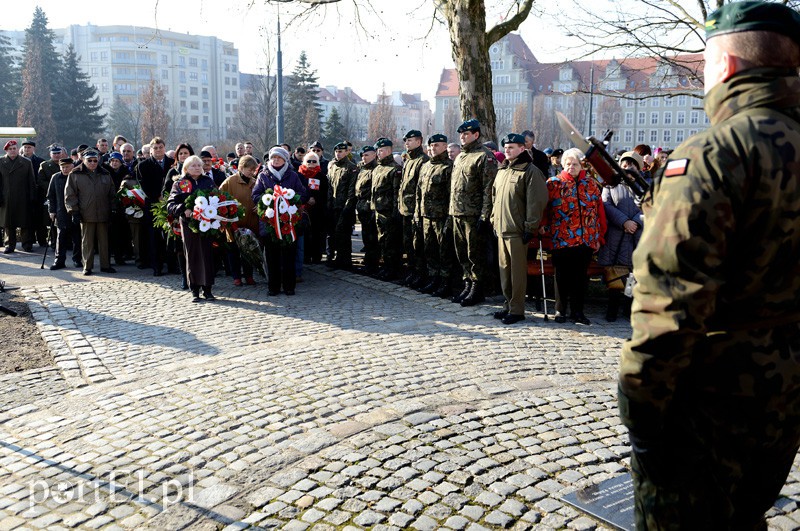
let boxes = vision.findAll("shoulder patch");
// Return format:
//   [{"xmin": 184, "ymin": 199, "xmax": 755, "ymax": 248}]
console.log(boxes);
[
  {"xmin": 663, "ymin": 159, "xmax": 689, "ymax": 177},
  {"xmin": 178, "ymin": 178, "xmax": 193, "ymax": 193}
]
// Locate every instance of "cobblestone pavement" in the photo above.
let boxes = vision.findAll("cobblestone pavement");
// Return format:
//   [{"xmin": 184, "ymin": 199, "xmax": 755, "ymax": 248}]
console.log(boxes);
[{"xmin": 2, "ymin": 251, "xmax": 800, "ymax": 530}]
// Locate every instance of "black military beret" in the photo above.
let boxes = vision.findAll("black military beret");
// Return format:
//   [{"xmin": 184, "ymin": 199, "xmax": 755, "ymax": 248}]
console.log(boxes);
[
  {"xmin": 361, "ymin": 145, "xmax": 376, "ymax": 154},
  {"xmin": 706, "ymin": 1, "xmax": 800, "ymax": 44},
  {"xmin": 199, "ymin": 150, "xmax": 213, "ymax": 158},
  {"xmin": 22, "ymin": 141, "xmax": 35, "ymax": 147},
  {"xmin": 226, "ymin": 152, "xmax": 236, "ymax": 159},
  {"xmin": 308, "ymin": 141, "xmax": 324, "ymax": 150},
  {"xmin": 333, "ymin": 142, "xmax": 348, "ymax": 151},
  {"xmin": 428, "ymin": 134, "xmax": 448, "ymax": 145},
  {"xmin": 500, "ymin": 133, "xmax": 527, "ymax": 147},
  {"xmin": 403, "ymin": 130, "xmax": 422, "ymax": 140},
  {"xmin": 374, "ymin": 138, "xmax": 393, "ymax": 149},
  {"xmin": 457, "ymin": 119, "xmax": 481, "ymax": 134}
]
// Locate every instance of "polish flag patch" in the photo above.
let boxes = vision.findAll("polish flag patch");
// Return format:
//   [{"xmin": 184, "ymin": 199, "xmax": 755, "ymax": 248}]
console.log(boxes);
[
  {"xmin": 308, "ymin": 178, "xmax": 320, "ymax": 190},
  {"xmin": 664, "ymin": 159, "xmax": 689, "ymax": 177}
]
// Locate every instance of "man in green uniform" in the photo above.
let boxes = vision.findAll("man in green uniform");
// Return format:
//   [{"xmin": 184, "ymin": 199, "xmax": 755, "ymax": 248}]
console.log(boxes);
[
  {"xmin": 327, "ymin": 141, "xmax": 358, "ymax": 270},
  {"xmin": 619, "ymin": 3, "xmax": 800, "ymax": 528},
  {"xmin": 355, "ymin": 146, "xmax": 379, "ymax": 275},
  {"xmin": 491, "ymin": 134, "xmax": 547, "ymax": 325},
  {"xmin": 398, "ymin": 129, "xmax": 430, "ymax": 288},
  {"xmin": 449, "ymin": 119, "xmax": 497, "ymax": 306},
  {"xmin": 371, "ymin": 138, "xmax": 402, "ymax": 281},
  {"xmin": 417, "ymin": 134, "xmax": 455, "ymax": 297}
]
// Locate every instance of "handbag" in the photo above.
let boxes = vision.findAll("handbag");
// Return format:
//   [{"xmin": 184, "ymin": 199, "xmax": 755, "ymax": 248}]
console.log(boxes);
[{"xmin": 603, "ymin": 232, "xmax": 630, "ymax": 291}]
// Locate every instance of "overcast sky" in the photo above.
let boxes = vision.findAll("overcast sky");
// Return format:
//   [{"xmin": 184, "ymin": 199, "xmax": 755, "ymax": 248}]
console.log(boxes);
[{"xmin": 2, "ymin": 0, "xmax": 585, "ymax": 104}]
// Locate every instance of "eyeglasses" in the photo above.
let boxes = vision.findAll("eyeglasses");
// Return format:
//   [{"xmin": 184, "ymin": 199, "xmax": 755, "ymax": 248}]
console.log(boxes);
[
  {"xmin": 306, "ymin": 161, "xmax": 318, "ymax": 165},
  {"xmin": 85, "ymin": 159, "xmax": 99, "ymax": 163}
]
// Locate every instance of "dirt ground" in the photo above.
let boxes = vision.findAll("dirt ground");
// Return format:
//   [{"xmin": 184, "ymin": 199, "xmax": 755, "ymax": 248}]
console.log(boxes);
[{"xmin": 0, "ymin": 286, "xmax": 53, "ymax": 374}]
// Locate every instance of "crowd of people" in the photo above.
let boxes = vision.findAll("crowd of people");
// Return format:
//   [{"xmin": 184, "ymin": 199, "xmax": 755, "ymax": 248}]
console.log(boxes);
[{"xmin": 0, "ymin": 123, "xmax": 658, "ymax": 321}]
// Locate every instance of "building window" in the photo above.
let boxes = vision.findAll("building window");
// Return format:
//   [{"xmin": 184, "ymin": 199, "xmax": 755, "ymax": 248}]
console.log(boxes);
[
  {"xmin": 663, "ymin": 112, "xmax": 672, "ymax": 125},
  {"xmin": 201, "ymin": 59, "xmax": 208, "ymax": 70},
  {"xmin": 650, "ymin": 112, "xmax": 658, "ymax": 125},
  {"xmin": 690, "ymin": 111, "xmax": 699, "ymax": 124},
  {"xmin": 202, "ymin": 88, "xmax": 208, "ymax": 99},
  {"xmin": 201, "ymin": 74, "xmax": 208, "ymax": 84},
  {"xmin": 101, "ymin": 83, "xmax": 109, "ymax": 92},
  {"xmin": 225, "ymin": 90, "xmax": 230, "ymax": 99},
  {"xmin": 189, "ymin": 72, "xmax": 198, "ymax": 82},
  {"xmin": 190, "ymin": 87, "xmax": 198, "ymax": 96},
  {"xmin": 231, "ymin": 64, "xmax": 237, "ymax": 72},
  {"xmin": 179, "ymin": 71, "xmax": 186, "ymax": 83},
  {"xmin": 191, "ymin": 116, "xmax": 199, "ymax": 124},
  {"xmin": 190, "ymin": 101, "xmax": 198, "ymax": 110},
  {"xmin": 232, "ymin": 77, "xmax": 237, "ymax": 86},
  {"xmin": 225, "ymin": 63, "xmax": 230, "ymax": 72},
  {"xmin": 663, "ymin": 96, "xmax": 673, "ymax": 107},
  {"xmin": 677, "ymin": 111, "xmax": 686, "ymax": 124},
  {"xmin": 491, "ymin": 60, "xmax": 504, "ymax": 70},
  {"xmin": 232, "ymin": 90, "xmax": 237, "ymax": 98},
  {"xmin": 626, "ymin": 99, "xmax": 635, "ymax": 108},
  {"xmin": 202, "ymin": 102, "xmax": 208, "ymax": 112},
  {"xmin": 161, "ymin": 54, "xmax": 168, "ymax": 65},
  {"xmin": 624, "ymin": 112, "xmax": 633, "ymax": 125},
  {"xmin": 663, "ymin": 130, "xmax": 671, "ymax": 144},
  {"xmin": 101, "ymin": 67, "xmax": 109, "ymax": 76},
  {"xmin": 624, "ymin": 130, "xmax": 633, "ymax": 144},
  {"xmin": 677, "ymin": 95, "xmax": 687, "ymax": 106},
  {"xmin": 189, "ymin": 57, "xmax": 197, "ymax": 67},
  {"xmin": 637, "ymin": 112, "xmax": 645, "ymax": 125},
  {"xmin": 101, "ymin": 51, "xmax": 108, "ymax": 61},
  {"xmin": 162, "ymin": 69, "xmax": 168, "ymax": 80},
  {"xmin": 90, "ymin": 52, "xmax": 98, "ymax": 61},
  {"xmin": 676, "ymin": 130, "xmax": 685, "ymax": 143},
  {"xmin": 203, "ymin": 116, "xmax": 209, "ymax": 127},
  {"xmin": 225, "ymin": 103, "xmax": 230, "ymax": 112},
  {"xmin": 179, "ymin": 56, "xmax": 185, "ymax": 67},
  {"xmin": 637, "ymin": 130, "xmax": 645, "ymax": 143},
  {"xmin": 91, "ymin": 67, "xmax": 99, "ymax": 76},
  {"xmin": 650, "ymin": 130, "xmax": 658, "ymax": 143},
  {"xmin": 180, "ymin": 100, "xmax": 187, "ymax": 109},
  {"xmin": 692, "ymin": 96, "xmax": 702, "ymax": 107}
]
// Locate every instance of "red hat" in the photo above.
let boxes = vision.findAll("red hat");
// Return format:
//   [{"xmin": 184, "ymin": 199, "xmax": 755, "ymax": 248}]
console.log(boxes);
[{"xmin": 3, "ymin": 140, "xmax": 17, "ymax": 151}]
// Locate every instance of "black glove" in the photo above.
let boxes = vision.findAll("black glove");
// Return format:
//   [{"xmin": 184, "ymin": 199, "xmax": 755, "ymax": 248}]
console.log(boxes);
[
  {"xmin": 522, "ymin": 232, "xmax": 534, "ymax": 244},
  {"xmin": 71, "ymin": 212, "xmax": 81, "ymax": 225}
]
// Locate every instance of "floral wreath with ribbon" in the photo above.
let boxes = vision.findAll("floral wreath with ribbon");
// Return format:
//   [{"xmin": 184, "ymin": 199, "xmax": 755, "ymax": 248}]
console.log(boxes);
[
  {"xmin": 151, "ymin": 196, "xmax": 182, "ymax": 240},
  {"xmin": 117, "ymin": 185, "xmax": 147, "ymax": 219},
  {"xmin": 183, "ymin": 188, "xmax": 242, "ymax": 238},
  {"xmin": 256, "ymin": 185, "xmax": 302, "ymax": 245}
]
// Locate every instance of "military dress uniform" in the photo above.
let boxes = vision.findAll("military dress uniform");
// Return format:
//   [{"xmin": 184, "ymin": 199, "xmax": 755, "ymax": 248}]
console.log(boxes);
[
  {"xmin": 398, "ymin": 131, "xmax": 430, "ymax": 286},
  {"xmin": 620, "ymin": 3, "xmax": 800, "ymax": 528},
  {"xmin": 370, "ymin": 138, "xmax": 403, "ymax": 279},
  {"xmin": 355, "ymin": 148, "xmax": 379, "ymax": 273},
  {"xmin": 449, "ymin": 120, "xmax": 497, "ymax": 305},
  {"xmin": 327, "ymin": 145, "xmax": 359, "ymax": 269},
  {"xmin": 417, "ymin": 136, "xmax": 455, "ymax": 297}
]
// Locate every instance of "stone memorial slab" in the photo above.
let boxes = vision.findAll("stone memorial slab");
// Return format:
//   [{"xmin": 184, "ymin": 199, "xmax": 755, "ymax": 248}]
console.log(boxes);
[{"xmin": 561, "ymin": 473, "xmax": 635, "ymax": 531}]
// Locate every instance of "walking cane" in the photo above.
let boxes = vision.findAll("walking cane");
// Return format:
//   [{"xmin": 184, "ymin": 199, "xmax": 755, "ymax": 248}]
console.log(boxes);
[
  {"xmin": 40, "ymin": 217, "xmax": 55, "ymax": 269},
  {"xmin": 539, "ymin": 239, "xmax": 549, "ymax": 321}
]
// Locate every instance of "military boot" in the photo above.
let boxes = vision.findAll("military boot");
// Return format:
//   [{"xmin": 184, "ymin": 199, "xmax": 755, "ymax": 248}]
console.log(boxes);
[
  {"xmin": 452, "ymin": 279, "xmax": 472, "ymax": 303},
  {"xmin": 434, "ymin": 279, "xmax": 452, "ymax": 298},
  {"xmin": 460, "ymin": 281, "xmax": 485, "ymax": 307},
  {"xmin": 420, "ymin": 276, "xmax": 440, "ymax": 294},
  {"xmin": 400, "ymin": 270, "xmax": 416, "ymax": 286},
  {"xmin": 411, "ymin": 274, "xmax": 428, "ymax": 291}
]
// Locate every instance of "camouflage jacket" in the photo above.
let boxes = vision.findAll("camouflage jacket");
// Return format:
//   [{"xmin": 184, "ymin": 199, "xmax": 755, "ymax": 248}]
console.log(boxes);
[
  {"xmin": 327, "ymin": 157, "xmax": 358, "ymax": 212},
  {"xmin": 398, "ymin": 145, "xmax": 429, "ymax": 217},
  {"xmin": 417, "ymin": 152, "xmax": 453, "ymax": 219},
  {"xmin": 355, "ymin": 159, "xmax": 377, "ymax": 212},
  {"xmin": 449, "ymin": 138, "xmax": 497, "ymax": 219},
  {"xmin": 490, "ymin": 150, "xmax": 548, "ymax": 237},
  {"xmin": 620, "ymin": 67, "xmax": 800, "ymax": 436},
  {"xmin": 371, "ymin": 155, "xmax": 402, "ymax": 214}
]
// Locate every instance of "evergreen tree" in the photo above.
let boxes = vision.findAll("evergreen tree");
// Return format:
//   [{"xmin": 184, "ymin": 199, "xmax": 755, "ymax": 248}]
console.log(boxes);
[
  {"xmin": 322, "ymin": 107, "xmax": 348, "ymax": 149},
  {"xmin": 284, "ymin": 51, "xmax": 322, "ymax": 148},
  {"xmin": 17, "ymin": 7, "xmax": 61, "ymax": 141},
  {"xmin": 52, "ymin": 44, "xmax": 105, "ymax": 149},
  {"xmin": 0, "ymin": 34, "xmax": 20, "ymax": 126}
]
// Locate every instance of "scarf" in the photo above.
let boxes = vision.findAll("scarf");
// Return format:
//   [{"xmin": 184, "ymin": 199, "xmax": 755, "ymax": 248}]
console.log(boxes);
[
  {"xmin": 299, "ymin": 164, "xmax": 321, "ymax": 178},
  {"xmin": 268, "ymin": 162, "xmax": 288, "ymax": 182}
]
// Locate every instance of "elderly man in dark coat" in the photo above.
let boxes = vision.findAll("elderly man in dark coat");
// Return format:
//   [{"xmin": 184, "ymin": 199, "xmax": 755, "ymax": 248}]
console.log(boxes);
[{"xmin": 0, "ymin": 140, "xmax": 36, "ymax": 253}]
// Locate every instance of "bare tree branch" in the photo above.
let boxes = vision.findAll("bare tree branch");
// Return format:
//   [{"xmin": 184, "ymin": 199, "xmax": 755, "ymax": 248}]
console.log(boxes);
[{"xmin": 486, "ymin": 0, "xmax": 535, "ymax": 44}]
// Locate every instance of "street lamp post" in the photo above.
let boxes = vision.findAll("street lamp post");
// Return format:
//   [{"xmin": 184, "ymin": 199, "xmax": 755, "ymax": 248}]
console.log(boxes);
[
  {"xmin": 587, "ymin": 62, "xmax": 595, "ymax": 137},
  {"xmin": 276, "ymin": 10, "xmax": 284, "ymax": 144}
]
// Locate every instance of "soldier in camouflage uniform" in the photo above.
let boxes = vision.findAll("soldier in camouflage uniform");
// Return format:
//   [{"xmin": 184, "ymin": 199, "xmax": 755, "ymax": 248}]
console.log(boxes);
[
  {"xmin": 371, "ymin": 138, "xmax": 403, "ymax": 280},
  {"xmin": 619, "ymin": 3, "xmax": 800, "ymax": 528},
  {"xmin": 355, "ymin": 146, "xmax": 379, "ymax": 274},
  {"xmin": 417, "ymin": 134, "xmax": 455, "ymax": 297},
  {"xmin": 398, "ymin": 129, "xmax": 430, "ymax": 288},
  {"xmin": 327, "ymin": 142, "xmax": 359, "ymax": 270},
  {"xmin": 449, "ymin": 119, "xmax": 497, "ymax": 306}
]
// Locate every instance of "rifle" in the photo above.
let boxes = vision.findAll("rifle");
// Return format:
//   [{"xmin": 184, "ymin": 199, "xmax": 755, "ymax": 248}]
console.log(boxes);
[
  {"xmin": 40, "ymin": 215, "xmax": 55, "ymax": 269},
  {"xmin": 556, "ymin": 111, "xmax": 650, "ymax": 201}
]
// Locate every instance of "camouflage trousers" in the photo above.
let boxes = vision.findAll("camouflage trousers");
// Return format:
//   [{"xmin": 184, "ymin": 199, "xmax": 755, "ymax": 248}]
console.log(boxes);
[
  {"xmin": 375, "ymin": 211, "xmax": 401, "ymax": 271},
  {"xmin": 357, "ymin": 207, "xmax": 379, "ymax": 270},
  {"xmin": 628, "ymin": 324, "xmax": 800, "ymax": 530},
  {"xmin": 401, "ymin": 214, "xmax": 426, "ymax": 275},
  {"xmin": 331, "ymin": 207, "xmax": 355, "ymax": 267},
  {"xmin": 422, "ymin": 217, "xmax": 454, "ymax": 279},
  {"xmin": 452, "ymin": 215, "xmax": 485, "ymax": 281}
]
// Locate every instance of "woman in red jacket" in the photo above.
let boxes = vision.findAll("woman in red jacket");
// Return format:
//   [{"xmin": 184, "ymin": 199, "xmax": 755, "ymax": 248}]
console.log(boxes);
[{"xmin": 540, "ymin": 148, "xmax": 606, "ymax": 325}]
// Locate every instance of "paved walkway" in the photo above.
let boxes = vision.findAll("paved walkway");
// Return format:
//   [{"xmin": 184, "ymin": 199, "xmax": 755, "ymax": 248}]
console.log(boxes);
[{"xmin": 1, "ymin": 250, "xmax": 800, "ymax": 530}]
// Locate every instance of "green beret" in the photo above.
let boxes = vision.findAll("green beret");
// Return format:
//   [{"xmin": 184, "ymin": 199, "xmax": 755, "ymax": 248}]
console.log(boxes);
[
  {"xmin": 457, "ymin": 119, "xmax": 480, "ymax": 134},
  {"xmin": 374, "ymin": 138, "xmax": 392, "ymax": 149},
  {"xmin": 428, "ymin": 134, "xmax": 448, "ymax": 145},
  {"xmin": 500, "ymin": 133, "xmax": 526, "ymax": 147},
  {"xmin": 361, "ymin": 145, "xmax": 376, "ymax": 154},
  {"xmin": 333, "ymin": 142, "xmax": 348, "ymax": 151},
  {"xmin": 706, "ymin": 1, "xmax": 800, "ymax": 44},
  {"xmin": 403, "ymin": 129, "xmax": 422, "ymax": 140}
]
